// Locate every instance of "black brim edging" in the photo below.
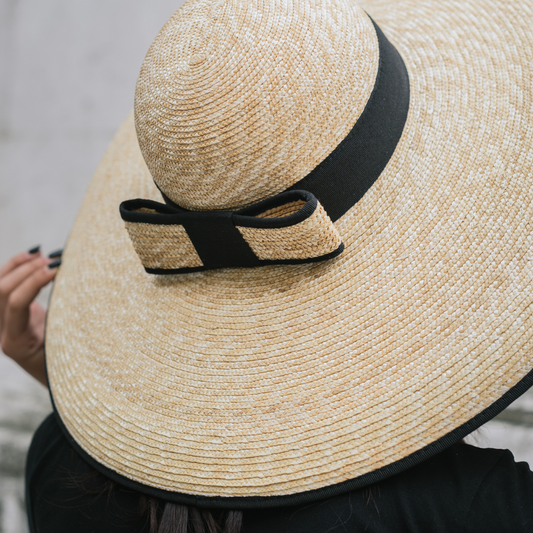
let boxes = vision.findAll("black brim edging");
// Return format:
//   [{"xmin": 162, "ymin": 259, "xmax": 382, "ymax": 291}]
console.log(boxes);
[
  {"xmin": 46, "ymin": 358, "xmax": 533, "ymax": 510},
  {"xmin": 42, "ymin": 10, "xmax": 532, "ymax": 510}
]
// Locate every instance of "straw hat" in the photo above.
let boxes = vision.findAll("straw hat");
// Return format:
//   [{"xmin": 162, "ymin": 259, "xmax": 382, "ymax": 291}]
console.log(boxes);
[{"xmin": 45, "ymin": 0, "xmax": 533, "ymax": 507}]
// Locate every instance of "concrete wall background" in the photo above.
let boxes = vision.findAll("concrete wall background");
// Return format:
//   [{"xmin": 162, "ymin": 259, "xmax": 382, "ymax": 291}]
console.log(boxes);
[
  {"xmin": 0, "ymin": 0, "xmax": 183, "ymax": 264},
  {"xmin": 0, "ymin": 1, "xmax": 532, "ymax": 532},
  {"xmin": 0, "ymin": 1, "xmax": 184, "ymax": 531}
]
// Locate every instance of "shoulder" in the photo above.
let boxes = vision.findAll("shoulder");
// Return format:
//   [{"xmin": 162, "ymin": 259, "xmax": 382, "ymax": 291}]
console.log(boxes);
[
  {"xmin": 26, "ymin": 413, "xmax": 148, "ymax": 533},
  {"xmin": 463, "ymin": 444, "xmax": 533, "ymax": 533},
  {"xmin": 401, "ymin": 441, "xmax": 510, "ymax": 485},
  {"xmin": 26, "ymin": 411, "xmax": 70, "ymax": 482},
  {"xmin": 245, "ymin": 443, "xmax": 532, "ymax": 533},
  {"xmin": 27, "ymin": 419, "xmax": 533, "ymax": 533},
  {"xmin": 378, "ymin": 442, "xmax": 533, "ymax": 533},
  {"xmin": 244, "ymin": 444, "xmax": 510, "ymax": 533},
  {"xmin": 370, "ymin": 443, "xmax": 514, "ymax": 532}
]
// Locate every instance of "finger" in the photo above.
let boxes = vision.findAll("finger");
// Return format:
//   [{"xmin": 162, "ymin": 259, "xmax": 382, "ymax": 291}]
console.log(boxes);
[
  {"xmin": 0, "ymin": 249, "xmax": 41, "ymax": 279},
  {"xmin": 0, "ymin": 256, "xmax": 49, "ymax": 317},
  {"xmin": 4, "ymin": 265, "xmax": 57, "ymax": 337},
  {"xmin": 48, "ymin": 248, "xmax": 63, "ymax": 259}
]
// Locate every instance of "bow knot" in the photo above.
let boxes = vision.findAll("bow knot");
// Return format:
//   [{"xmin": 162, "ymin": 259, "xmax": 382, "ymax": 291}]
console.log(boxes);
[{"xmin": 120, "ymin": 190, "xmax": 344, "ymax": 274}]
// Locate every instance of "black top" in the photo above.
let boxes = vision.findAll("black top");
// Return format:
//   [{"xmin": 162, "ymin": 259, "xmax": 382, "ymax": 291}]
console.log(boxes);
[{"xmin": 27, "ymin": 413, "xmax": 533, "ymax": 533}]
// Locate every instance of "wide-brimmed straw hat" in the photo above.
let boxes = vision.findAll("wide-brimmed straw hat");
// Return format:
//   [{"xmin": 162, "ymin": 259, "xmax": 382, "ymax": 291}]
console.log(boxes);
[{"xmin": 45, "ymin": 0, "xmax": 533, "ymax": 507}]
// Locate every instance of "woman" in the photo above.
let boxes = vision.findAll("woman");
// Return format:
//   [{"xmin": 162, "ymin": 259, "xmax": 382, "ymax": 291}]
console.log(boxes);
[{"xmin": 2, "ymin": 0, "xmax": 533, "ymax": 530}]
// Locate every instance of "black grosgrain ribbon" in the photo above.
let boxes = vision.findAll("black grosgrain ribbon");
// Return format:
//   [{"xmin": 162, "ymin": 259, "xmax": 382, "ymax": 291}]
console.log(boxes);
[
  {"xmin": 120, "ymin": 190, "xmax": 344, "ymax": 274},
  {"xmin": 121, "ymin": 17, "xmax": 410, "ymax": 275}
]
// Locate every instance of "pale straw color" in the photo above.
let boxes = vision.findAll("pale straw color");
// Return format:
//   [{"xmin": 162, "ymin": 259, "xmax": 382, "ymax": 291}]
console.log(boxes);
[
  {"xmin": 125, "ymin": 199, "xmax": 341, "ymax": 269},
  {"xmin": 125, "ymin": 221, "xmax": 204, "ymax": 269},
  {"xmin": 256, "ymin": 200, "xmax": 306, "ymax": 219},
  {"xmin": 46, "ymin": 0, "xmax": 533, "ymax": 498},
  {"xmin": 134, "ymin": 0, "xmax": 379, "ymax": 211},
  {"xmin": 238, "ymin": 201, "xmax": 342, "ymax": 260}
]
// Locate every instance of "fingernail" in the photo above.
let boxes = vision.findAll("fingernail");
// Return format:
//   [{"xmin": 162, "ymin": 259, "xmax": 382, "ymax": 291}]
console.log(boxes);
[
  {"xmin": 48, "ymin": 259, "xmax": 62, "ymax": 269},
  {"xmin": 48, "ymin": 248, "xmax": 63, "ymax": 259},
  {"xmin": 28, "ymin": 245, "xmax": 41, "ymax": 255}
]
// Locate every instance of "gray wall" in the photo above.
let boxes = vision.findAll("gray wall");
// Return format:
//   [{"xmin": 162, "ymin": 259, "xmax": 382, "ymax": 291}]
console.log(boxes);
[
  {"xmin": 0, "ymin": 0, "xmax": 183, "ymax": 264},
  {"xmin": 0, "ymin": 1, "xmax": 532, "ymax": 532},
  {"xmin": 0, "ymin": 1, "xmax": 183, "ymax": 531}
]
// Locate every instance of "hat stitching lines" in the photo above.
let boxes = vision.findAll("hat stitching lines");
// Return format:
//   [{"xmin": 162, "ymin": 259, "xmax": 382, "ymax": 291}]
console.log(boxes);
[
  {"xmin": 47, "ymin": 0, "xmax": 533, "ymax": 501},
  {"xmin": 136, "ymin": 0, "xmax": 378, "ymax": 210}
]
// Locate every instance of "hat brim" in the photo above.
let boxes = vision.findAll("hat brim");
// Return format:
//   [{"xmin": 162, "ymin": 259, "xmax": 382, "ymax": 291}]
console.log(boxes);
[{"xmin": 46, "ymin": 0, "xmax": 533, "ymax": 504}]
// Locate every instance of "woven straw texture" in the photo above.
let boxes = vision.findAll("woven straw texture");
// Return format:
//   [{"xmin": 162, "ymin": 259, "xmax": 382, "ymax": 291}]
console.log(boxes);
[
  {"xmin": 135, "ymin": 0, "xmax": 379, "ymax": 211},
  {"xmin": 46, "ymin": 0, "xmax": 533, "ymax": 498},
  {"xmin": 238, "ymin": 201, "xmax": 342, "ymax": 260},
  {"xmin": 124, "ymin": 199, "xmax": 341, "ymax": 268},
  {"xmin": 256, "ymin": 200, "xmax": 306, "ymax": 219},
  {"xmin": 125, "ymin": 220, "xmax": 203, "ymax": 270}
]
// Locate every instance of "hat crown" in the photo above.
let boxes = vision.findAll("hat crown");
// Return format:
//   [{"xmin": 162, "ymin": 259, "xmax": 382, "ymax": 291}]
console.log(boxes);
[{"xmin": 134, "ymin": 0, "xmax": 379, "ymax": 211}]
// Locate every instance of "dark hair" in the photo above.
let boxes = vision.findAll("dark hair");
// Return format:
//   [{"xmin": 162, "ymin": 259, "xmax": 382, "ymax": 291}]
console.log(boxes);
[
  {"xmin": 138, "ymin": 497, "xmax": 243, "ymax": 533},
  {"xmin": 60, "ymin": 449, "xmax": 242, "ymax": 533}
]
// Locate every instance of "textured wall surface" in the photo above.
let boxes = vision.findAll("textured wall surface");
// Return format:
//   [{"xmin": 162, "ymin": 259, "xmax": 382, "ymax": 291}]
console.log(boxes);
[
  {"xmin": 0, "ymin": 0, "xmax": 532, "ymax": 532},
  {"xmin": 0, "ymin": 1, "xmax": 183, "ymax": 530}
]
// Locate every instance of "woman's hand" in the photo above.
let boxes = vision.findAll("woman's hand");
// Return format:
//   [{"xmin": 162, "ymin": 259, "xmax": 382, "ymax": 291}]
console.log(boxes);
[{"xmin": 0, "ymin": 248, "xmax": 60, "ymax": 386}]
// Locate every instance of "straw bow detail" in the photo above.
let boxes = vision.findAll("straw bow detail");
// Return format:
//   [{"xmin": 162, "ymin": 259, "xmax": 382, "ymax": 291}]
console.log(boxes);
[{"xmin": 120, "ymin": 190, "xmax": 344, "ymax": 274}]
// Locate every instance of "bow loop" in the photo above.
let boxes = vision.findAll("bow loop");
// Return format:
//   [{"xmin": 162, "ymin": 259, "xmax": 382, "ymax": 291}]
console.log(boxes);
[{"xmin": 120, "ymin": 190, "xmax": 344, "ymax": 274}]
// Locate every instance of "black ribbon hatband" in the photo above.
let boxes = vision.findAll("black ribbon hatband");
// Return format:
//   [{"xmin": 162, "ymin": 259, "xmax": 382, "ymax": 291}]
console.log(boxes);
[
  {"xmin": 122, "ymin": 17, "xmax": 409, "ymax": 274},
  {"xmin": 121, "ymin": 190, "xmax": 344, "ymax": 274},
  {"xmin": 287, "ymin": 17, "xmax": 410, "ymax": 222}
]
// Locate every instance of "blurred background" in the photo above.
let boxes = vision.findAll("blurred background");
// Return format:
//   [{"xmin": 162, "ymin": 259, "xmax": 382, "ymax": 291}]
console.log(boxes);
[{"xmin": 0, "ymin": 1, "xmax": 532, "ymax": 532}]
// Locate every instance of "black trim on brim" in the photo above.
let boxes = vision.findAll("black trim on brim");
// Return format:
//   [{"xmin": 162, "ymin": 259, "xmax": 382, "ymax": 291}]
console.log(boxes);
[
  {"xmin": 46, "ymin": 361, "xmax": 533, "ymax": 509},
  {"xmin": 43, "ymin": 11, "xmax": 528, "ymax": 512}
]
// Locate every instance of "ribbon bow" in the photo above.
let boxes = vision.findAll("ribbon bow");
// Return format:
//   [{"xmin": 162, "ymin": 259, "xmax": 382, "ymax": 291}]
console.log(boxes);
[{"xmin": 120, "ymin": 190, "xmax": 344, "ymax": 274}]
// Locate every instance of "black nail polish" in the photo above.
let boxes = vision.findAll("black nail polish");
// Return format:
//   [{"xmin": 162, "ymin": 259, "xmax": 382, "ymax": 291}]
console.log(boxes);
[
  {"xmin": 48, "ymin": 248, "xmax": 63, "ymax": 259},
  {"xmin": 48, "ymin": 259, "xmax": 62, "ymax": 269},
  {"xmin": 28, "ymin": 245, "xmax": 41, "ymax": 254}
]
